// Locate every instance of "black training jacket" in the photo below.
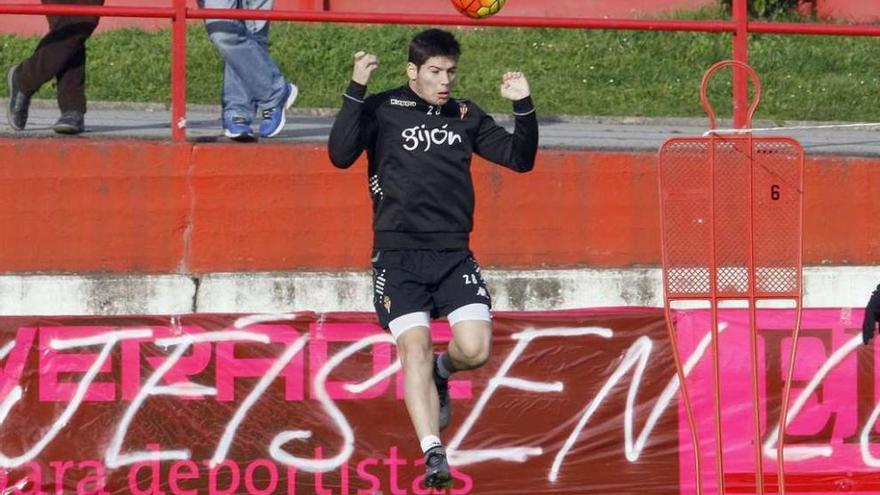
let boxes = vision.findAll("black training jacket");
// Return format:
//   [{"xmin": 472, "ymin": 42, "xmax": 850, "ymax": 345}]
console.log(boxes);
[{"xmin": 328, "ymin": 81, "xmax": 539, "ymax": 250}]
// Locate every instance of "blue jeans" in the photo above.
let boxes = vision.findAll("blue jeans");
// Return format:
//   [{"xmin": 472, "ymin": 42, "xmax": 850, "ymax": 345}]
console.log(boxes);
[{"xmin": 200, "ymin": 0, "xmax": 288, "ymax": 121}]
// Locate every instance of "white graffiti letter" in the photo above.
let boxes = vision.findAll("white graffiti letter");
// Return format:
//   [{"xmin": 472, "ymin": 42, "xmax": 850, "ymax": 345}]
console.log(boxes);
[
  {"xmin": 106, "ymin": 330, "xmax": 269, "ymax": 468},
  {"xmin": 211, "ymin": 331, "xmax": 308, "ymax": 467},
  {"xmin": 447, "ymin": 327, "xmax": 614, "ymax": 466},
  {"xmin": 269, "ymin": 334, "xmax": 389, "ymax": 472},
  {"xmin": 550, "ymin": 321, "xmax": 727, "ymax": 481},
  {"xmin": 550, "ymin": 336, "xmax": 652, "ymax": 481},
  {"xmin": 0, "ymin": 329, "xmax": 151, "ymax": 469},
  {"xmin": 764, "ymin": 334, "xmax": 860, "ymax": 462}
]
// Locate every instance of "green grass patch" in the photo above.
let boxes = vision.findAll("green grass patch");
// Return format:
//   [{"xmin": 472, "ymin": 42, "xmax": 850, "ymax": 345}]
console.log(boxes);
[{"xmin": 1, "ymin": 11, "xmax": 878, "ymax": 121}]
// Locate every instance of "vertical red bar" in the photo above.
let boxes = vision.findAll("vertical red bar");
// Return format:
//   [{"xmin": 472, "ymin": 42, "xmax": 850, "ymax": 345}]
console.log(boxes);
[
  {"xmin": 171, "ymin": 0, "xmax": 187, "ymax": 141},
  {"xmin": 314, "ymin": 0, "xmax": 329, "ymax": 11},
  {"xmin": 746, "ymin": 134, "xmax": 766, "ymax": 495},
  {"xmin": 777, "ymin": 144, "xmax": 806, "ymax": 495},
  {"xmin": 657, "ymin": 145, "xmax": 704, "ymax": 494},
  {"xmin": 732, "ymin": 0, "xmax": 749, "ymax": 128},
  {"xmin": 708, "ymin": 136, "xmax": 726, "ymax": 495}
]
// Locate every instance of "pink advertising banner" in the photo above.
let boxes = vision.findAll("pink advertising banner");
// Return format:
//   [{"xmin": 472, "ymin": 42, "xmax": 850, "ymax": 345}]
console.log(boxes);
[
  {"xmin": 0, "ymin": 309, "xmax": 680, "ymax": 494},
  {"xmin": 0, "ymin": 308, "xmax": 876, "ymax": 494},
  {"xmin": 675, "ymin": 308, "xmax": 880, "ymax": 494}
]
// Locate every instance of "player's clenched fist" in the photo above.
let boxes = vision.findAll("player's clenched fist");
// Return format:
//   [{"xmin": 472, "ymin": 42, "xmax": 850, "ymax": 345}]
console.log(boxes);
[{"xmin": 352, "ymin": 51, "xmax": 380, "ymax": 86}]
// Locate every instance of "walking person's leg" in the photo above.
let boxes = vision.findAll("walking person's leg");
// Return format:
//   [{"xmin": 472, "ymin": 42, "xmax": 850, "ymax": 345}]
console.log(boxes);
[
  {"xmin": 246, "ymin": 0, "xmax": 288, "ymax": 106},
  {"xmin": 52, "ymin": 0, "xmax": 103, "ymax": 134},
  {"xmin": 201, "ymin": 0, "xmax": 295, "ymax": 139},
  {"xmin": 8, "ymin": 0, "xmax": 100, "ymax": 130},
  {"xmin": 246, "ymin": 0, "xmax": 297, "ymax": 138},
  {"xmin": 201, "ymin": 0, "xmax": 257, "ymax": 139}
]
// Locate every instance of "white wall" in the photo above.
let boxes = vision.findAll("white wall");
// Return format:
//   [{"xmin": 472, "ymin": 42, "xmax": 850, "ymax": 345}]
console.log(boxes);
[{"xmin": 0, "ymin": 266, "xmax": 877, "ymax": 315}]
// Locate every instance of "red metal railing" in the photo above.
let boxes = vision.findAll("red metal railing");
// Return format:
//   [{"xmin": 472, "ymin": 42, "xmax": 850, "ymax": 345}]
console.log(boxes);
[{"xmin": 3, "ymin": 0, "xmax": 880, "ymax": 140}]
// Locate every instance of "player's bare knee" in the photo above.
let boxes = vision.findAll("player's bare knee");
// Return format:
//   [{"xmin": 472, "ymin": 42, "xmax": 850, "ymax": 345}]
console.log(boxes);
[
  {"xmin": 456, "ymin": 343, "xmax": 490, "ymax": 368},
  {"xmin": 398, "ymin": 340, "xmax": 434, "ymax": 370}
]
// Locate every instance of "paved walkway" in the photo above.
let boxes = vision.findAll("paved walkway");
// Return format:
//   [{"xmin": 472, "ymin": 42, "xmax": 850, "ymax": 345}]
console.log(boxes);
[{"xmin": 3, "ymin": 99, "xmax": 880, "ymax": 155}]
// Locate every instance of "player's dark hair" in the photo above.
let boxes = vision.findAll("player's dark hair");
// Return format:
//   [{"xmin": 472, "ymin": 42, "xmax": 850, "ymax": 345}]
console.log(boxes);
[{"xmin": 408, "ymin": 29, "xmax": 461, "ymax": 67}]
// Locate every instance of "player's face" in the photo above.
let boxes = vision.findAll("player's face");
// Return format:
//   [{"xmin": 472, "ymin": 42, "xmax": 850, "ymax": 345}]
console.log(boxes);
[{"xmin": 408, "ymin": 56, "xmax": 458, "ymax": 106}]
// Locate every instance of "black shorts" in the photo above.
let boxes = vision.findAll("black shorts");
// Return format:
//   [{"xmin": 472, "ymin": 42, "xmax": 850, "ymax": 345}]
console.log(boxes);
[{"xmin": 371, "ymin": 249, "xmax": 492, "ymax": 329}]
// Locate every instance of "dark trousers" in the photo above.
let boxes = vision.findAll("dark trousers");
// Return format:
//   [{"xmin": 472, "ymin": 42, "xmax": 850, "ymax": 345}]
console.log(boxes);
[{"xmin": 15, "ymin": 0, "xmax": 104, "ymax": 114}]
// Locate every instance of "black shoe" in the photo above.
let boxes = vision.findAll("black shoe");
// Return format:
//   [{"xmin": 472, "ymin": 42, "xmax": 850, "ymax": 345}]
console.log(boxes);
[
  {"xmin": 433, "ymin": 354, "xmax": 452, "ymax": 431},
  {"xmin": 53, "ymin": 111, "xmax": 85, "ymax": 135},
  {"xmin": 423, "ymin": 446, "xmax": 453, "ymax": 489},
  {"xmin": 7, "ymin": 64, "xmax": 31, "ymax": 130}
]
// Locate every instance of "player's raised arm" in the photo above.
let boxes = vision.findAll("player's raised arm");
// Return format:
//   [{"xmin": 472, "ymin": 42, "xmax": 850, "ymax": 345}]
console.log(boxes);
[
  {"xmin": 328, "ymin": 51, "xmax": 380, "ymax": 168},
  {"xmin": 473, "ymin": 71, "xmax": 538, "ymax": 172}
]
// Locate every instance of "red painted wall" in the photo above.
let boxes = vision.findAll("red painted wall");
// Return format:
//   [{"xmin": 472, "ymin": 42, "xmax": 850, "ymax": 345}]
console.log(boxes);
[{"xmin": 0, "ymin": 138, "xmax": 877, "ymax": 274}]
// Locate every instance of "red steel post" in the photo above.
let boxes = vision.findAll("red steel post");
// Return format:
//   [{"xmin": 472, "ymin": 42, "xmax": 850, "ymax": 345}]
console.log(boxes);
[
  {"xmin": 171, "ymin": 0, "xmax": 187, "ymax": 141},
  {"xmin": 732, "ymin": 0, "xmax": 749, "ymax": 129}
]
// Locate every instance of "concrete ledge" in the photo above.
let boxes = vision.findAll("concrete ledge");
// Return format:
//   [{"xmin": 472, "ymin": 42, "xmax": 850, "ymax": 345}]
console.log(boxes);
[
  {"xmin": 197, "ymin": 271, "xmax": 371, "ymax": 314},
  {"xmin": 195, "ymin": 268, "xmax": 662, "ymax": 313},
  {"xmin": 1, "ymin": 266, "xmax": 878, "ymax": 315},
  {"xmin": 0, "ymin": 275, "xmax": 195, "ymax": 315}
]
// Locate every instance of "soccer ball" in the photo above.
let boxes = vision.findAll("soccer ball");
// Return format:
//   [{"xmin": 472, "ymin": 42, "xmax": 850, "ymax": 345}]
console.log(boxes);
[{"xmin": 450, "ymin": 0, "xmax": 507, "ymax": 19}]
